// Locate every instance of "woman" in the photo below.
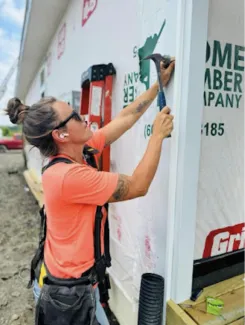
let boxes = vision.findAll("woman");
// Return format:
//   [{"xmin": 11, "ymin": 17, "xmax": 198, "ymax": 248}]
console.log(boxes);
[{"xmin": 6, "ymin": 61, "xmax": 174, "ymax": 325}]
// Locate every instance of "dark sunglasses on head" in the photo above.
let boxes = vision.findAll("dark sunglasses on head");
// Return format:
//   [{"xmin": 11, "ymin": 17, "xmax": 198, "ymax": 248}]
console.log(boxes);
[{"xmin": 54, "ymin": 111, "xmax": 85, "ymax": 130}]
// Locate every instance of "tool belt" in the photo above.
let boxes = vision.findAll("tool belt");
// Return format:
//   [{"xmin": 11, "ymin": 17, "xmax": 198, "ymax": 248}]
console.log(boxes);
[
  {"xmin": 35, "ymin": 280, "xmax": 100, "ymax": 325},
  {"xmin": 27, "ymin": 147, "xmax": 112, "ymax": 324}
]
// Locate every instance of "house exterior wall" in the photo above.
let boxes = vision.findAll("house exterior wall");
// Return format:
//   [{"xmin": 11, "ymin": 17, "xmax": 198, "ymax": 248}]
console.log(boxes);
[
  {"xmin": 23, "ymin": 1, "xmax": 179, "ymax": 323},
  {"xmin": 21, "ymin": 0, "xmax": 244, "ymax": 323}
]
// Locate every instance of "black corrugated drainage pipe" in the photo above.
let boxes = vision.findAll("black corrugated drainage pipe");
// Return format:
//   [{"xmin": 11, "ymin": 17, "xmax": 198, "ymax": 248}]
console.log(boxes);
[{"xmin": 137, "ymin": 273, "xmax": 165, "ymax": 325}]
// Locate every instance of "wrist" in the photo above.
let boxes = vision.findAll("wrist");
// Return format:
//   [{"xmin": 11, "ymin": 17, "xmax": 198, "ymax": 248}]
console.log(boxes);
[
  {"xmin": 152, "ymin": 82, "xmax": 159, "ymax": 92},
  {"xmin": 151, "ymin": 132, "xmax": 164, "ymax": 144},
  {"xmin": 146, "ymin": 82, "xmax": 159, "ymax": 101}
]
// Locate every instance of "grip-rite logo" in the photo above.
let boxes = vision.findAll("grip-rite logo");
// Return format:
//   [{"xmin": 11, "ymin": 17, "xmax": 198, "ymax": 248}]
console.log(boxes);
[
  {"xmin": 82, "ymin": 0, "xmax": 98, "ymax": 27},
  {"xmin": 203, "ymin": 223, "xmax": 245, "ymax": 258}
]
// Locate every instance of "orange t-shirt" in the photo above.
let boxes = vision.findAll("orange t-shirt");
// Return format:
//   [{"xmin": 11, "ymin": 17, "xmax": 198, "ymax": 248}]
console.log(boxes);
[{"xmin": 42, "ymin": 130, "xmax": 119, "ymax": 279}]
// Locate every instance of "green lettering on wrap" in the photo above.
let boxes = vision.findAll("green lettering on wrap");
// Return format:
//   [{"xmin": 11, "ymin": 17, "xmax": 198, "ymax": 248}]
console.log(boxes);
[
  {"xmin": 208, "ymin": 91, "xmax": 215, "ymax": 105},
  {"xmin": 225, "ymin": 94, "xmax": 234, "ymax": 107},
  {"xmin": 213, "ymin": 69, "xmax": 223, "ymax": 90},
  {"xmin": 224, "ymin": 71, "xmax": 233, "ymax": 91},
  {"xmin": 205, "ymin": 68, "xmax": 211, "ymax": 89},
  {"xmin": 212, "ymin": 41, "xmax": 232, "ymax": 69},
  {"xmin": 234, "ymin": 45, "xmax": 245, "ymax": 71},
  {"xmin": 234, "ymin": 73, "xmax": 243, "ymax": 92},
  {"xmin": 215, "ymin": 93, "xmax": 224, "ymax": 107}
]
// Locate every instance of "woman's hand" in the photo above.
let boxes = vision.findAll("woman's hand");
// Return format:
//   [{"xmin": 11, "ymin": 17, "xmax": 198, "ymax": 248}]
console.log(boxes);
[
  {"xmin": 153, "ymin": 106, "xmax": 174, "ymax": 139},
  {"xmin": 160, "ymin": 57, "xmax": 175, "ymax": 87}
]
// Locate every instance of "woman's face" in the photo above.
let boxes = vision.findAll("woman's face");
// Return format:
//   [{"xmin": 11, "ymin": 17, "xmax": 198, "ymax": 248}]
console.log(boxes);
[{"xmin": 53, "ymin": 101, "xmax": 93, "ymax": 144}]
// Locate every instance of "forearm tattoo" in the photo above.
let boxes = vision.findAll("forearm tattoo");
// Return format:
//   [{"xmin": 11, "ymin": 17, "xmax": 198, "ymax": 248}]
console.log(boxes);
[
  {"xmin": 113, "ymin": 175, "xmax": 130, "ymax": 200},
  {"xmin": 135, "ymin": 99, "xmax": 151, "ymax": 114}
]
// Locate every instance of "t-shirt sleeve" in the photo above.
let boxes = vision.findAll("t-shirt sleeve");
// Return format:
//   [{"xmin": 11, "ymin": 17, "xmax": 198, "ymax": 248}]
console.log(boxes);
[
  {"xmin": 62, "ymin": 164, "xmax": 119, "ymax": 206},
  {"xmin": 87, "ymin": 130, "xmax": 106, "ymax": 155}
]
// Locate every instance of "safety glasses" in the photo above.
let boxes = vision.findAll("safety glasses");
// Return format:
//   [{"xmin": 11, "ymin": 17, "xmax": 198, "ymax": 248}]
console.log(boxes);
[{"xmin": 54, "ymin": 111, "xmax": 84, "ymax": 130}]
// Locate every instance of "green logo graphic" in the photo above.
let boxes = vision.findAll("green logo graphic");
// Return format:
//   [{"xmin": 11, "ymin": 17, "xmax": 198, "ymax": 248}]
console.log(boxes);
[
  {"xmin": 138, "ymin": 20, "xmax": 166, "ymax": 90},
  {"xmin": 123, "ymin": 20, "xmax": 166, "ymax": 109}
]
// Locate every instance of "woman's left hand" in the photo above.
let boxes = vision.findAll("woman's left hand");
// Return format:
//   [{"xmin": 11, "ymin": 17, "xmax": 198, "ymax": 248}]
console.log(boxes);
[{"xmin": 160, "ymin": 57, "xmax": 175, "ymax": 87}]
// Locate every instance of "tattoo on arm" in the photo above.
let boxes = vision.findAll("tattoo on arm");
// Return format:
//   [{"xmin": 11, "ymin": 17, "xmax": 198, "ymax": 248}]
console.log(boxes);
[
  {"xmin": 135, "ymin": 99, "xmax": 152, "ymax": 113},
  {"xmin": 113, "ymin": 175, "xmax": 130, "ymax": 201}
]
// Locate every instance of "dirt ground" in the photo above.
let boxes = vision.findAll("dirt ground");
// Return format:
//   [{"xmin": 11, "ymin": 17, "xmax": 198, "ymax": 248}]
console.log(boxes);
[{"xmin": 0, "ymin": 151, "xmax": 39, "ymax": 325}]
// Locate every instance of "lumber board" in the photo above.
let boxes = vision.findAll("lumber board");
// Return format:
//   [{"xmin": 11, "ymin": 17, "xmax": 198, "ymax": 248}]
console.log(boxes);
[
  {"xmin": 182, "ymin": 287, "xmax": 245, "ymax": 325},
  {"xmin": 183, "ymin": 274, "xmax": 245, "ymax": 306},
  {"xmin": 23, "ymin": 170, "xmax": 43, "ymax": 207},
  {"xmin": 167, "ymin": 300, "xmax": 197, "ymax": 325},
  {"xmin": 29, "ymin": 168, "xmax": 43, "ymax": 192}
]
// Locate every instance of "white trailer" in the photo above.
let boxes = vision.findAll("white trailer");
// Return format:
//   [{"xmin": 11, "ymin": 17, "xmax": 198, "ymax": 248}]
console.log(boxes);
[{"xmin": 17, "ymin": 0, "xmax": 244, "ymax": 324}]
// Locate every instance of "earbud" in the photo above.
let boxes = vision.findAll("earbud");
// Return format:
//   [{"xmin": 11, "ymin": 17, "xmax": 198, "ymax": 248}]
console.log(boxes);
[{"xmin": 59, "ymin": 133, "xmax": 69, "ymax": 139}]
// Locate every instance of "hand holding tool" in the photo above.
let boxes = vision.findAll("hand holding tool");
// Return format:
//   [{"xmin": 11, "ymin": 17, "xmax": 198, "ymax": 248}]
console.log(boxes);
[
  {"xmin": 143, "ymin": 53, "xmax": 172, "ymax": 109},
  {"xmin": 144, "ymin": 53, "xmax": 174, "ymax": 137}
]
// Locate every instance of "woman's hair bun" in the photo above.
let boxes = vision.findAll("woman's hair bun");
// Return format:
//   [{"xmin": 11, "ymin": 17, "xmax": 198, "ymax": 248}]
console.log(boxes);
[{"xmin": 5, "ymin": 97, "xmax": 29, "ymax": 124}]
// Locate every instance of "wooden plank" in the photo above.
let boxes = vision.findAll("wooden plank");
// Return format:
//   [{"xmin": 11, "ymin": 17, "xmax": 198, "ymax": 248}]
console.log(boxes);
[
  {"xmin": 167, "ymin": 300, "xmax": 198, "ymax": 325},
  {"xmin": 29, "ymin": 168, "xmax": 43, "ymax": 193},
  {"xmin": 230, "ymin": 318, "xmax": 245, "ymax": 325},
  {"xmin": 23, "ymin": 170, "xmax": 43, "ymax": 206},
  {"xmin": 182, "ymin": 274, "xmax": 245, "ymax": 306},
  {"xmin": 23, "ymin": 170, "xmax": 43, "ymax": 207},
  {"xmin": 183, "ymin": 287, "xmax": 245, "ymax": 325}
]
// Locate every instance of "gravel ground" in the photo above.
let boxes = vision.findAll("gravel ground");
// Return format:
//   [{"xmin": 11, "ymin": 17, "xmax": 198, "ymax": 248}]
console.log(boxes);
[{"xmin": 0, "ymin": 151, "xmax": 39, "ymax": 325}]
